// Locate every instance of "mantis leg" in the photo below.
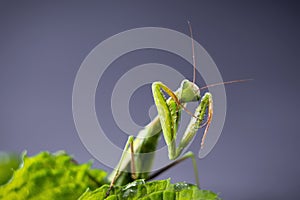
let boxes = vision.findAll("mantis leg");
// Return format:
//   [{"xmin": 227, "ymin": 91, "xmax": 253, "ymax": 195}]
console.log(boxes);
[
  {"xmin": 107, "ymin": 136, "xmax": 135, "ymax": 197},
  {"xmin": 152, "ymin": 81, "xmax": 213, "ymax": 160},
  {"xmin": 176, "ymin": 92, "xmax": 213, "ymax": 157},
  {"xmin": 148, "ymin": 151, "xmax": 200, "ymax": 188},
  {"xmin": 152, "ymin": 82, "xmax": 182, "ymax": 160}
]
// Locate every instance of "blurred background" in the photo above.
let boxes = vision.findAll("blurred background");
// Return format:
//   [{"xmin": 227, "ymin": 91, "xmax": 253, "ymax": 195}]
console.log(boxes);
[{"xmin": 0, "ymin": 1, "xmax": 299, "ymax": 199}]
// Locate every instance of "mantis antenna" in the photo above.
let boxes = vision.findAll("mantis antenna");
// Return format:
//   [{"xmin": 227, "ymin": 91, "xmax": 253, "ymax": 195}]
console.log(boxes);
[
  {"xmin": 199, "ymin": 79, "xmax": 253, "ymax": 91},
  {"xmin": 187, "ymin": 21, "xmax": 196, "ymax": 84}
]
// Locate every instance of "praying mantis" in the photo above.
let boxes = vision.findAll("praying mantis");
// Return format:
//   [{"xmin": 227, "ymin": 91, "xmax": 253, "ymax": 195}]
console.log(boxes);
[
  {"xmin": 102, "ymin": 23, "xmax": 249, "ymax": 198},
  {"xmin": 105, "ymin": 23, "xmax": 214, "ymax": 195}
]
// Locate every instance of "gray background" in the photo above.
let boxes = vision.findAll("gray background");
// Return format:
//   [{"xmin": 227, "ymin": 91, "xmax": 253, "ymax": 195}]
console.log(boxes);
[{"xmin": 0, "ymin": 1, "xmax": 299, "ymax": 199}]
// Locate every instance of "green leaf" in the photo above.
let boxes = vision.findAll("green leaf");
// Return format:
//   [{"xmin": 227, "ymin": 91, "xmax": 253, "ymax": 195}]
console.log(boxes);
[
  {"xmin": 79, "ymin": 179, "xmax": 221, "ymax": 200},
  {"xmin": 0, "ymin": 151, "xmax": 107, "ymax": 200}
]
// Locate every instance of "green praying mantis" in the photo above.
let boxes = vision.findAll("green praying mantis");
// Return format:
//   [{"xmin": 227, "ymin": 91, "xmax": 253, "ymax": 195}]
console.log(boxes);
[
  {"xmin": 104, "ymin": 24, "xmax": 248, "ymax": 197},
  {"xmin": 105, "ymin": 23, "xmax": 212, "ymax": 195}
]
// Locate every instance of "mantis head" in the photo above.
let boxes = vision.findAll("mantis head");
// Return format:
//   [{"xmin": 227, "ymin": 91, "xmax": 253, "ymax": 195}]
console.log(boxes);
[{"xmin": 178, "ymin": 79, "xmax": 200, "ymax": 103}]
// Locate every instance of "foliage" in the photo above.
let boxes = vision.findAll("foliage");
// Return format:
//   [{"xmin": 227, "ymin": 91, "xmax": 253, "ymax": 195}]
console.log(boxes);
[
  {"xmin": 0, "ymin": 151, "xmax": 107, "ymax": 200},
  {"xmin": 79, "ymin": 179, "xmax": 220, "ymax": 200}
]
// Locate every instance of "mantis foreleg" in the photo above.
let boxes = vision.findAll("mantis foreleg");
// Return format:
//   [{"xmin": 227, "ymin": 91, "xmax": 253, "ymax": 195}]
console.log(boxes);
[
  {"xmin": 177, "ymin": 92, "xmax": 213, "ymax": 156},
  {"xmin": 152, "ymin": 81, "xmax": 213, "ymax": 160}
]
